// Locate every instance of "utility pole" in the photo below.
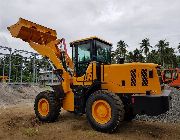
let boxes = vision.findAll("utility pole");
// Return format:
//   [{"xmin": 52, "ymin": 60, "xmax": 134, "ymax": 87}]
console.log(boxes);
[{"xmin": 8, "ymin": 48, "xmax": 12, "ymax": 83}]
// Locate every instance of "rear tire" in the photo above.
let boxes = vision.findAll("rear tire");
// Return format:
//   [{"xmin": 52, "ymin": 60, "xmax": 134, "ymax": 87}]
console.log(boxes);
[
  {"xmin": 34, "ymin": 91, "xmax": 61, "ymax": 122},
  {"xmin": 86, "ymin": 90, "xmax": 125, "ymax": 133}
]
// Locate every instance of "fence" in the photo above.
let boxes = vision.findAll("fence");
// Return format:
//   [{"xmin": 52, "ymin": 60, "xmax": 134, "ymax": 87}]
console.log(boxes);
[{"xmin": 0, "ymin": 46, "xmax": 54, "ymax": 85}]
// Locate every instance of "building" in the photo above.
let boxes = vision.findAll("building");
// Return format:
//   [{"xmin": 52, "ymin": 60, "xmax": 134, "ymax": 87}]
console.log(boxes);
[{"xmin": 38, "ymin": 70, "xmax": 59, "ymax": 86}]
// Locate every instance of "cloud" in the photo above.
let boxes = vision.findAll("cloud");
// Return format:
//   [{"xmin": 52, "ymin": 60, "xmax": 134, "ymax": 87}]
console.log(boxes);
[{"xmin": 0, "ymin": 0, "xmax": 180, "ymax": 54}]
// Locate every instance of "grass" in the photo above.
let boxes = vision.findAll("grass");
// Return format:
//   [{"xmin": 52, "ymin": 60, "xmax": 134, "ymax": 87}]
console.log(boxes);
[{"xmin": 23, "ymin": 127, "xmax": 38, "ymax": 137}]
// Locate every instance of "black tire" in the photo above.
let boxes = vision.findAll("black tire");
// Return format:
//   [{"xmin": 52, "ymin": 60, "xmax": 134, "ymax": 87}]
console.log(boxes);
[
  {"xmin": 86, "ymin": 90, "xmax": 125, "ymax": 133},
  {"xmin": 34, "ymin": 91, "xmax": 61, "ymax": 122}
]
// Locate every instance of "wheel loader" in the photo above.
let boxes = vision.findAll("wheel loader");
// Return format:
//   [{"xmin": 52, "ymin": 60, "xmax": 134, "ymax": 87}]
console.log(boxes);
[
  {"xmin": 8, "ymin": 18, "xmax": 171, "ymax": 133},
  {"xmin": 162, "ymin": 68, "xmax": 180, "ymax": 88}
]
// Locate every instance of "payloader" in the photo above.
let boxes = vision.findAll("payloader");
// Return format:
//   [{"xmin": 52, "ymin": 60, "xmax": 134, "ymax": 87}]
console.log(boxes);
[
  {"xmin": 162, "ymin": 68, "xmax": 180, "ymax": 88},
  {"xmin": 8, "ymin": 18, "xmax": 171, "ymax": 133}
]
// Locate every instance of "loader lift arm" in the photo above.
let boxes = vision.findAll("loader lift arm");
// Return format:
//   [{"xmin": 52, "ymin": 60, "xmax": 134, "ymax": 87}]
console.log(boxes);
[
  {"xmin": 8, "ymin": 18, "xmax": 73, "ymax": 71},
  {"xmin": 8, "ymin": 18, "xmax": 74, "ymax": 111}
]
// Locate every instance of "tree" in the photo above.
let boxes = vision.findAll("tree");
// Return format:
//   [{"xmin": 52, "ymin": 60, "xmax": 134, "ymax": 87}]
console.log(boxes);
[
  {"xmin": 155, "ymin": 40, "xmax": 169, "ymax": 67},
  {"xmin": 140, "ymin": 38, "xmax": 152, "ymax": 62},
  {"xmin": 126, "ymin": 49, "xmax": 144, "ymax": 62},
  {"xmin": 164, "ymin": 47, "xmax": 177, "ymax": 68},
  {"xmin": 111, "ymin": 40, "xmax": 128, "ymax": 63},
  {"xmin": 111, "ymin": 51, "xmax": 116, "ymax": 64},
  {"xmin": 126, "ymin": 52, "xmax": 134, "ymax": 62},
  {"xmin": 116, "ymin": 40, "xmax": 128, "ymax": 58},
  {"xmin": 178, "ymin": 43, "xmax": 180, "ymax": 53},
  {"xmin": 147, "ymin": 50, "xmax": 160, "ymax": 64},
  {"xmin": 133, "ymin": 48, "xmax": 144, "ymax": 62}
]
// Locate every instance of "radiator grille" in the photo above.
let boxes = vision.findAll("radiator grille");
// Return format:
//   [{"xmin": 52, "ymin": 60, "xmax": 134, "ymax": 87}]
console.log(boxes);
[
  {"xmin": 131, "ymin": 69, "xmax": 136, "ymax": 86},
  {"xmin": 141, "ymin": 69, "xmax": 148, "ymax": 86}
]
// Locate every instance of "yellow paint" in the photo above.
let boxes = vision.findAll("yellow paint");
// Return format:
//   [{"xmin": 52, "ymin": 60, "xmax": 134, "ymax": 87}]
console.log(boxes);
[
  {"xmin": 73, "ymin": 62, "xmax": 96, "ymax": 86},
  {"xmin": 38, "ymin": 98, "xmax": 49, "ymax": 117},
  {"xmin": 92, "ymin": 100, "xmax": 111, "ymax": 124},
  {"xmin": 62, "ymin": 90, "xmax": 74, "ymax": 111},
  {"xmin": 101, "ymin": 63, "xmax": 161, "ymax": 95},
  {"xmin": 73, "ymin": 62, "xmax": 161, "ymax": 95},
  {"xmin": 7, "ymin": 18, "xmax": 57, "ymax": 45}
]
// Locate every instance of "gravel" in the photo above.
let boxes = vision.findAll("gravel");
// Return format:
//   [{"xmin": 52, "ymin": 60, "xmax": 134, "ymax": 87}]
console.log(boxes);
[
  {"xmin": 0, "ymin": 83, "xmax": 179, "ymax": 123},
  {"xmin": 135, "ymin": 85, "xmax": 180, "ymax": 123}
]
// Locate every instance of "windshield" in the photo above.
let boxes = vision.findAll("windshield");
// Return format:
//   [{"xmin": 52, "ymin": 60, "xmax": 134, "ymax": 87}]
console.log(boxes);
[
  {"xmin": 78, "ymin": 42, "xmax": 91, "ymax": 62},
  {"xmin": 96, "ymin": 41, "xmax": 111, "ymax": 64}
]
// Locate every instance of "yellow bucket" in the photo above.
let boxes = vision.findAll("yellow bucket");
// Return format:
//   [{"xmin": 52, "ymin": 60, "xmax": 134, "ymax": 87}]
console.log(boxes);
[{"xmin": 7, "ymin": 18, "xmax": 57, "ymax": 45}]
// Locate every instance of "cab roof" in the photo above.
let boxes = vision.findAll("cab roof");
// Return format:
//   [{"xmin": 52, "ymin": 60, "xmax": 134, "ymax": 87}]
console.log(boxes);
[{"xmin": 70, "ymin": 36, "xmax": 112, "ymax": 46}]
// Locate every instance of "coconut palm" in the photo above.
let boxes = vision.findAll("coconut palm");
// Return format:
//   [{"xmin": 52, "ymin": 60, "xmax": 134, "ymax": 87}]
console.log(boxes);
[
  {"xmin": 147, "ymin": 50, "xmax": 159, "ymax": 64},
  {"xmin": 116, "ymin": 40, "xmax": 128, "ymax": 58},
  {"xmin": 140, "ymin": 38, "xmax": 152, "ymax": 62},
  {"xmin": 178, "ymin": 43, "xmax": 180, "ymax": 53},
  {"xmin": 155, "ymin": 40, "xmax": 169, "ymax": 67},
  {"xmin": 133, "ymin": 48, "xmax": 144, "ymax": 62},
  {"xmin": 126, "ymin": 49, "xmax": 144, "ymax": 62}
]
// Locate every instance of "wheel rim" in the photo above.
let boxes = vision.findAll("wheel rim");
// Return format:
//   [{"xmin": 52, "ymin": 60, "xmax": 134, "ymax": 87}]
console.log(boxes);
[
  {"xmin": 92, "ymin": 100, "xmax": 111, "ymax": 124},
  {"xmin": 38, "ymin": 98, "xmax": 49, "ymax": 116}
]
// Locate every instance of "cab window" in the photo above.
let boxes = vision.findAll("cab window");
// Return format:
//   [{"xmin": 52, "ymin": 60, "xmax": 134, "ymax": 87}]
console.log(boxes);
[{"xmin": 96, "ymin": 41, "xmax": 111, "ymax": 64}]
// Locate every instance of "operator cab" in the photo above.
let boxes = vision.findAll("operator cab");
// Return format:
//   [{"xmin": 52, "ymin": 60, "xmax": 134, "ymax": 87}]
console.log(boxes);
[{"xmin": 70, "ymin": 36, "xmax": 112, "ymax": 77}]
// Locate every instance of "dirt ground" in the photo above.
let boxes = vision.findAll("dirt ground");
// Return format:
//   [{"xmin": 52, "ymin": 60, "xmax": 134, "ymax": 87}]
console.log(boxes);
[{"xmin": 0, "ymin": 103, "xmax": 179, "ymax": 140}]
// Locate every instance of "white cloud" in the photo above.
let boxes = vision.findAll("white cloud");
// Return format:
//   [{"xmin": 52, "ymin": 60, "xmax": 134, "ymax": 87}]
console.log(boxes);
[{"xmin": 0, "ymin": 0, "xmax": 180, "ymax": 54}]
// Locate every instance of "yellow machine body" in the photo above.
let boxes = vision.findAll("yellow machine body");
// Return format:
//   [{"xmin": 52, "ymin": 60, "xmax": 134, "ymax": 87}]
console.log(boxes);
[
  {"xmin": 73, "ymin": 63, "xmax": 161, "ymax": 95},
  {"xmin": 102, "ymin": 63, "xmax": 161, "ymax": 94}
]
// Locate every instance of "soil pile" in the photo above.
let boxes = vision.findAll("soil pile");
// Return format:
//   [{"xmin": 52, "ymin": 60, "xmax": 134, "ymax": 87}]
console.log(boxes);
[{"xmin": 0, "ymin": 83, "xmax": 47, "ymax": 106}]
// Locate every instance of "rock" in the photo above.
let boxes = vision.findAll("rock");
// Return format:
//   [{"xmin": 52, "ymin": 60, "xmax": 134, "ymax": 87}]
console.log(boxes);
[{"xmin": 135, "ymin": 85, "xmax": 180, "ymax": 123}]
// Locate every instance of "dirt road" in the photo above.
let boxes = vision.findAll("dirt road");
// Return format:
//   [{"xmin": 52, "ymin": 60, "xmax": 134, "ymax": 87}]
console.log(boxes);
[{"xmin": 0, "ymin": 103, "xmax": 179, "ymax": 140}]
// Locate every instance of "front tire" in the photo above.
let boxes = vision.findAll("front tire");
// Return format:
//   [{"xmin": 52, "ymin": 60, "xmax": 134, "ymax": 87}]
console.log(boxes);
[
  {"xmin": 86, "ymin": 90, "xmax": 125, "ymax": 133},
  {"xmin": 34, "ymin": 91, "xmax": 61, "ymax": 122}
]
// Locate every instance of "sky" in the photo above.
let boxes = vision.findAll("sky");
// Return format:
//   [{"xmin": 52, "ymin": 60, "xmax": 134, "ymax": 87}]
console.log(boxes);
[{"xmin": 0, "ymin": 0, "xmax": 180, "ymax": 54}]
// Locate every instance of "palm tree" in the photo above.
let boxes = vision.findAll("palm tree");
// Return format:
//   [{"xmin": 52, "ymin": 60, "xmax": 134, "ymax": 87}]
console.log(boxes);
[
  {"xmin": 126, "ymin": 49, "xmax": 144, "ymax": 62},
  {"xmin": 133, "ymin": 48, "xmax": 144, "ymax": 62},
  {"xmin": 164, "ymin": 47, "xmax": 176, "ymax": 68},
  {"xmin": 116, "ymin": 40, "xmax": 128, "ymax": 58},
  {"xmin": 178, "ymin": 43, "xmax": 180, "ymax": 53},
  {"xmin": 126, "ymin": 52, "xmax": 134, "ymax": 62},
  {"xmin": 155, "ymin": 40, "xmax": 169, "ymax": 67},
  {"xmin": 140, "ymin": 38, "xmax": 152, "ymax": 62},
  {"xmin": 147, "ymin": 49, "xmax": 159, "ymax": 64}
]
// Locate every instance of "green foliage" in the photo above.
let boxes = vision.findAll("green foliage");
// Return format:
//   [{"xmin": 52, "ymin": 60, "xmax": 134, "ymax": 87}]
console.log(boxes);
[
  {"xmin": 126, "ymin": 49, "xmax": 144, "ymax": 62},
  {"xmin": 112, "ymin": 38, "xmax": 180, "ymax": 68},
  {"xmin": 112, "ymin": 40, "xmax": 128, "ymax": 63},
  {"xmin": 140, "ymin": 38, "xmax": 152, "ymax": 62},
  {"xmin": 0, "ymin": 54, "xmax": 50, "ymax": 83},
  {"xmin": 178, "ymin": 43, "xmax": 180, "ymax": 53},
  {"xmin": 155, "ymin": 40, "xmax": 169, "ymax": 67}
]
